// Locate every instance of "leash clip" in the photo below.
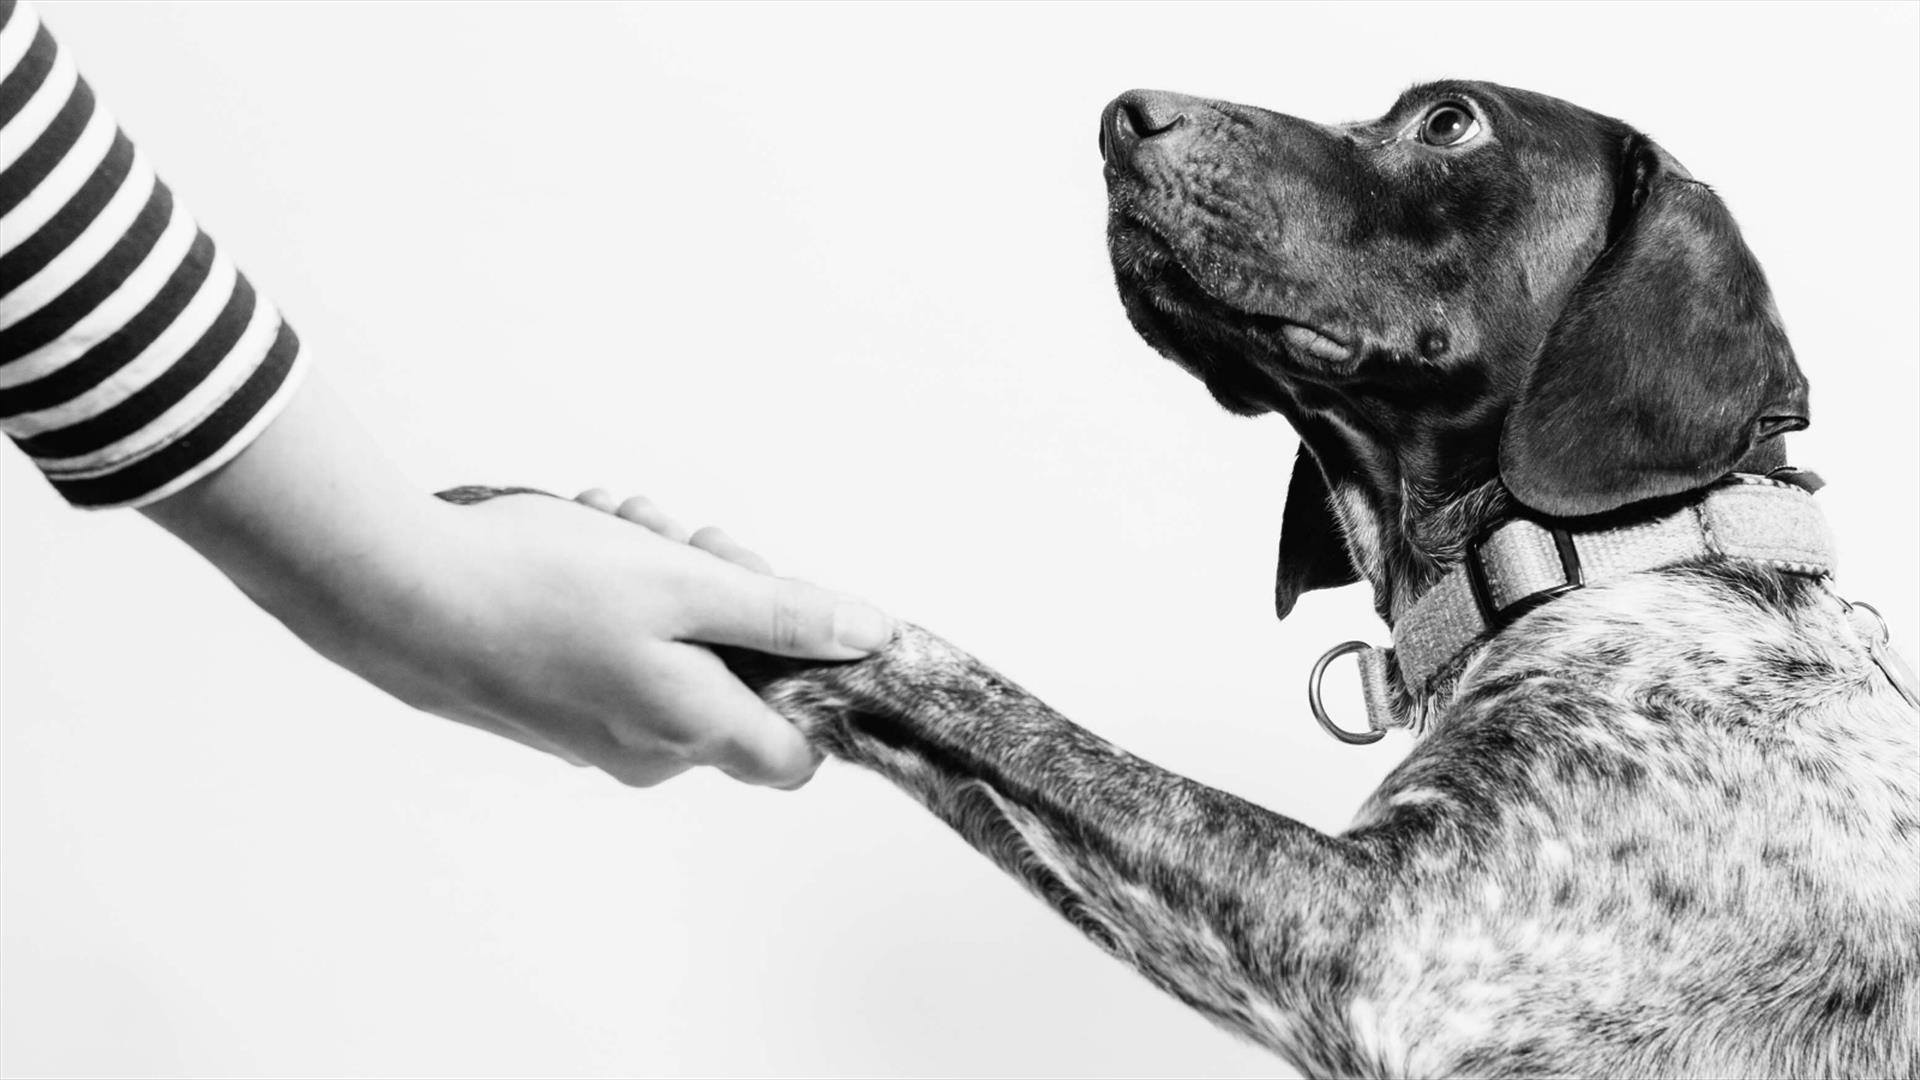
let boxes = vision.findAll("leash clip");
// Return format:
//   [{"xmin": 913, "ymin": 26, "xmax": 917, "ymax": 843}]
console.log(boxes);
[{"xmin": 1308, "ymin": 640, "xmax": 1390, "ymax": 745}]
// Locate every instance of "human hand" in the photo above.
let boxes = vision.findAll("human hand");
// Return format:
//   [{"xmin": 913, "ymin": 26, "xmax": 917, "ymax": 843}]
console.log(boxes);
[
  {"xmin": 143, "ymin": 377, "xmax": 892, "ymax": 790},
  {"xmin": 388, "ymin": 490, "xmax": 893, "ymax": 788},
  {"xmin": 572, "ymin": 487, "xmax": 778, "ymax": 573}
]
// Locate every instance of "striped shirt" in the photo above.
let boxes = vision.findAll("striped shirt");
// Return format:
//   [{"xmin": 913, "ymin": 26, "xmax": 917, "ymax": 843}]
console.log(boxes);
[{"xmin": 0, "ymin": 0, "xmax": 305, "ymax": 509}]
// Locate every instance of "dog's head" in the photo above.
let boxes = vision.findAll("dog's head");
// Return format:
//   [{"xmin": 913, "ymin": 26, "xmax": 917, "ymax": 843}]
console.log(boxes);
[{"xmin": 1101, "ymin": 82, "xmax": 1807, "ymax": 619}]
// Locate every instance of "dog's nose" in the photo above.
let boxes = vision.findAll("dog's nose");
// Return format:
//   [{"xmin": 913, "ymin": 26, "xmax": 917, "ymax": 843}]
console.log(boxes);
[{"xmin": 1100, "ymin": 90, "xmax": 1190, "ymax": 162}]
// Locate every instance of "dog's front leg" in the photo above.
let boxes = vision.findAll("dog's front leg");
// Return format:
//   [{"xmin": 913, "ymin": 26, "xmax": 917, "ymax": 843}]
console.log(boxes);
[
  {"xmin": 725, "ymin": 626, "xmax": 1377, "ymax": 1073},
  {"xmin": 436, "ymin": 488, "xmax": 1379, "ymax": 1070}
]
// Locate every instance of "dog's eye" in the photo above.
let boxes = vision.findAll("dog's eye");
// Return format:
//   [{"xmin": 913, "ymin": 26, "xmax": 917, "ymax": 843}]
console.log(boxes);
[{"xmin": 1419, "ymin": 102, "xmax": 1480, "ymax": 147}]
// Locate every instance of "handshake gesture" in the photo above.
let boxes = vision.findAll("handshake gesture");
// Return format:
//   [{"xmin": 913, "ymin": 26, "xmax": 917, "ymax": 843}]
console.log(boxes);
[{"xmin": 143, "ymin": 377, "xmax": 893, "ymax": 790}]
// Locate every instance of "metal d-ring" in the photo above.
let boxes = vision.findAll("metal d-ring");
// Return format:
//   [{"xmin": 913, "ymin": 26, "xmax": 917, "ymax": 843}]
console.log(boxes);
[{"xmin": 1308, "ymin": 640, "xmax": 1387, "ymax": 745}]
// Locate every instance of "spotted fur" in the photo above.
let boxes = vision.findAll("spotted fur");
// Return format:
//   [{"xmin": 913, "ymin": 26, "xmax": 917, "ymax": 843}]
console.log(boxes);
[
  {"xmin": 448, "ymin": 79, "xmax": 1918, "ymax": 1079},
  {"xmin": 718, "ymin": 559, "xmax": 1917, "ymax": 1078},
  {"xmin": 734, "ymin": 83, "xmax": 1912, "ymax": 1077}
]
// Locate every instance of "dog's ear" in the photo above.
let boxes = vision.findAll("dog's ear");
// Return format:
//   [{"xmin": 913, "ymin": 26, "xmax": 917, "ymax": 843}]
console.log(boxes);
[
  {"xmin": 1499, "ymin": 135, "xmax": 1809, "ymax": 517},
  {"xmin": 1276, "ymin": 443, "xmax": 1359, "ymax": 620}
]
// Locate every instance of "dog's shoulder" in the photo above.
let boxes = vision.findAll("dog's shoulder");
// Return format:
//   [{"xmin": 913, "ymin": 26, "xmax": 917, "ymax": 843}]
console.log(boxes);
[
  {"xmin": 1381, "ymin": 563, "xmax": 1913, "ymax": 809},
  {"xmin": 1336, "ymin": 564, "xmax": 1920, "ymax": 1076}
]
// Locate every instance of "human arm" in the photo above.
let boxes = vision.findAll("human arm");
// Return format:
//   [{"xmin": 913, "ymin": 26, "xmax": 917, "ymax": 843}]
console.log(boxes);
[
  {"xmin": 135, "ymin": 372, "xmax": 893, "ymax": 789},
  {"xmin": 2, "ymin": 0, "xmax": 888, "ymax": 788}
]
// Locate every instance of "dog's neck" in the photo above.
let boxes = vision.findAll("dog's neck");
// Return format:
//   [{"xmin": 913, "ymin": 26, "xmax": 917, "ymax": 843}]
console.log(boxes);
[
  {"xmin": 1313, "ymin": 427, "xmax": 1794, "ymax": 630},
  {"xmin": 1296, "ymin": 418, "xmax": 1513, "ymax": 624},
  {"xmin": 1327, "ymin": 476, "xmax": 1504, "ymax": 626}
]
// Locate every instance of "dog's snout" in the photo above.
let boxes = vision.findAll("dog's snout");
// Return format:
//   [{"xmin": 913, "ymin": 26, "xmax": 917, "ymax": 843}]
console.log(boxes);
[{"xmin": 1100, "ymin": 90, "xmax": 1191, "ymax": 163}]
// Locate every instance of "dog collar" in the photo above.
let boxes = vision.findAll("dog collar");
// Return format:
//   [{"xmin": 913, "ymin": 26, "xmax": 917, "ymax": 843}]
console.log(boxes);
[{"xmin": 1309, "ymin": 473, "xmax": 1838, "ymax": 744}]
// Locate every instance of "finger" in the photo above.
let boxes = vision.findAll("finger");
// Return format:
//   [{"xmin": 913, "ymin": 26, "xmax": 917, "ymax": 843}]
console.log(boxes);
[
  {"xmin": 712, "ymin": 710, "xmax": 823, "ymax": 790},
  {"xmin": 600, "ymin": 757, "xmax": 695, "ymax": 789},
  {"xmin": 575, "ymin": 487, "xmax": 619, "ymax": 514},
  {"xmin": 689, "ymin": 525, "xmax": 775, "ymax": 576},
  {"xmin": 653, "ymin": 643, "xmax": 822, "ymax": 789},
  {"xmin": 675, "ymin": 558, "xmax": 895, "ymax": 659},
  {"xmin": 616, "ymin": 495, "xmax": 693, "ymax": 544}
]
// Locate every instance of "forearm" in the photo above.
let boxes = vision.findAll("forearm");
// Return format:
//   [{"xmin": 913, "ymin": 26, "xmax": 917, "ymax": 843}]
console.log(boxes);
[
  {"xmin": 138, "ymin": 374, "xmax": 471, "ymax": 712},
  {"xmin": 8, "ymin": 0, "xmax": 878, "ymax": 789},
  {"xmin": 741, "ymin": 626, "xmax": 1365, "ymax": 1051}
]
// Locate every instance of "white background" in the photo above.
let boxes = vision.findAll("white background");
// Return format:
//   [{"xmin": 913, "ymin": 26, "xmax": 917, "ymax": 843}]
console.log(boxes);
[{"xmin": 3, "ymin": 3, "xmax": 1915, "ymax": 1077}]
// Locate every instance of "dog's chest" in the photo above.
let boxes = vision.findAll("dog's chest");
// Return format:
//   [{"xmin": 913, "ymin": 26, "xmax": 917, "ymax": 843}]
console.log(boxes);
[{"xmin": 1340, "ymin": 570, "xmax": 1920, "ymax": 1075}]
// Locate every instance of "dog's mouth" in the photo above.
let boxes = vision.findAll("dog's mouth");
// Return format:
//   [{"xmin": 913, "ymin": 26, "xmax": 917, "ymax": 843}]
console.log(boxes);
[{"xmin": 1108, "ymin": 212, "xmax": 1357, "ymax": 398}]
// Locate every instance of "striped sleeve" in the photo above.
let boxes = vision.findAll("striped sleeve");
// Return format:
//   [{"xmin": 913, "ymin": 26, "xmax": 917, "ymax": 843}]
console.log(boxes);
[{"xmin": 0, "ymin": 0, "xmax": 306, "ymax": 509}]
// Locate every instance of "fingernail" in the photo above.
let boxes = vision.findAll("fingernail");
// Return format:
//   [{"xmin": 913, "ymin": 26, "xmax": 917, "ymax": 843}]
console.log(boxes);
[{"xmin": 832, "ymin": 603, "xmax": 895, "ymax": 654}]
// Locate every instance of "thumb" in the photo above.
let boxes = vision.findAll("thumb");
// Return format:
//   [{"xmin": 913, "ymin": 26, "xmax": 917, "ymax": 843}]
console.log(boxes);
[{"xmin": 677, "ymin": 558, "xmax": 895, "ymax": 660}]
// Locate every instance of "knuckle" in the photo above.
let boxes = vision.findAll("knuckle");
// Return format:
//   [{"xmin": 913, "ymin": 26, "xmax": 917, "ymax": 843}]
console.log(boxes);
[
  {"xmin": 609, "ymin": 766, "xmax": 665, "ymax": 789},
  {"xmin": 601, "ymin": 719, "xmax": 698, "ymax": 770},
  {"xmin": 603, "ymin": 753, "xmax": 683, "ymax": 788},
  {"xmin": 669, "ymin": 724, "xmax": 730, "ymax": 768},
  {"xmin": 767, "ymin": 595, "xmax": 808, "ymax": 652}
]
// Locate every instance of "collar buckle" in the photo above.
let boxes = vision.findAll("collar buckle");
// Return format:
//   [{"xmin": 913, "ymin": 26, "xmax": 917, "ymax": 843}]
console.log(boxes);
[{"xmin": 1464, "ymin": 523, "xmax": 1586, "ymax": 630}]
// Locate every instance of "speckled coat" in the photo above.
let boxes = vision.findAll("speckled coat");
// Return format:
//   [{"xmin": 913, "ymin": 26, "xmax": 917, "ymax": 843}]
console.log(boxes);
[
  {"xmin": 463, "ymin": 76, "xmax": 1920, "ymax": 1077},
  {"xmin": 731, "ymin": 78, "xmax": 1920, "ymax": 1077},
  {"xmin": 732, "ymin": 561, "xmax": 1916, "ymax": 1078}
]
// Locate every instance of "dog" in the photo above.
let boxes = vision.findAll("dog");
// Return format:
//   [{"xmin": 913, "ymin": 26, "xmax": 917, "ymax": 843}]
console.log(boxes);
[{"xmin": 455, "ymin": 81, "xmax": 1919, "ymax": 1077}]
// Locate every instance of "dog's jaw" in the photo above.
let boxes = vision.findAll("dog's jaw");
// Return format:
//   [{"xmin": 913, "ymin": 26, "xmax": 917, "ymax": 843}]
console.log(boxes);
[
  {"xmin": 1105, "ymin": 209, "xmax": 1363, "ymax": 415},
  {"xmin": 1107, "ymin": 197, "xmax": 1518, "ymax": 621}
]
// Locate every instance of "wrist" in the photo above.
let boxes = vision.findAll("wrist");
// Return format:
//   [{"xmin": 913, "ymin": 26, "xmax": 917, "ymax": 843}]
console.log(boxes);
[
  {"xmin": 140, "ymin": 377, "xmax": 489, "ymax": 714},
  {"xmin": 280, "ymin": 497, "xmax": 490, "ymax": 717}
]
